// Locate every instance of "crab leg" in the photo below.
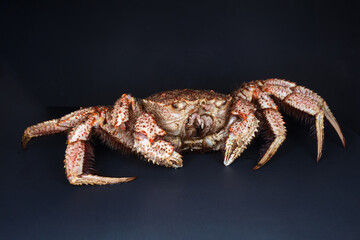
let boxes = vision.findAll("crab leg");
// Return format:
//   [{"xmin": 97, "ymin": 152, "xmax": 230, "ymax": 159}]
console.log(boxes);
[
  {"xmin": 133, "ymin": 113, "xmax": 183, "ymax": 168},
  {"xmin": 261, "ymin": 79, "xmax": 345, "ymax": 161},
  {"xmin": 323, "ymin": 102, "xmax": 345, "ymax": 147},
  {"xmin": 284, "ymin": 93, "xmax": 325, "ymax": 160},
  {"xmin": 294, "ymin": 85, "xmax": 345, "ymax": 147},
  {"xmin": 247, "ymin": 89, "xmax": 287, "ymax": 169},
  {"xmin": 22, "ymin": 107, "xmax": 97, "ymax": 150},
  {"xmin": 253, "ymin": 109, "xmax": 286, "ymax": 169},
  {"xmin": 65, "ymin": 114, "xmax": 136, "ymax": 185}
]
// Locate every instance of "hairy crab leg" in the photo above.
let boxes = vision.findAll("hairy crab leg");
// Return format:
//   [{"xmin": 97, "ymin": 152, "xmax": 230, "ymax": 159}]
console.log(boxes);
[
  {"xmin": 284, "ymin": 93, "xmax": 325, "ymax": 161},
  {"xmin": 261, "ymin": 79, "xmax": 345, "ymax": 161},
  {"xmin": 22, "ymin": 107, "xmax": 97, "ymax": 150},
  {"xmin": 66, "ymin": 114, "xmax": 136, "ymax": 185},
  {"xmin": 133, "ymin": 113, "xmax": 183, "ymax": 168},
  {"xmin": 294, "ymin": 85, "xmax": 345, "ymax": 147},
  {"xmin": 253, "ymin": 109, "xmax": 286, "ymax": 169},
  {"xmin": 249, "ymin": 89, "xmax": 287, "ymax": 169},
  {"xmin": 22, "ymin": 119, "xmax": 68, "ymax": 150}
]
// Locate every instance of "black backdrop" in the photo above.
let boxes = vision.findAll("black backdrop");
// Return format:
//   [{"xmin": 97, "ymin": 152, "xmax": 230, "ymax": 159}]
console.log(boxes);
[{"xmin": 1, "ymin": 1, "xmax": 359, "ymax": 239}]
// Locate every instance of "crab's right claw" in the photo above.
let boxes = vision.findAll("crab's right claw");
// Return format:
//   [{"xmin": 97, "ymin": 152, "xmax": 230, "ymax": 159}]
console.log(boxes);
[{"xmin": 224, "ymin": 114, "xmax": 259, "ymax": 166}]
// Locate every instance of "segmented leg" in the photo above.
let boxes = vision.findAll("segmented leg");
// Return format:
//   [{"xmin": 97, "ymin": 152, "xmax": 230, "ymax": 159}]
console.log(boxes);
[
  {"xmin": 253, "ymin": 108, "xmax": 286, "ymax": 169},
  {"xmin": 249, "ymin": 88, "xmax": 287, "ymax": 169},
  {"xmin": 65, "ymin": 114, "xmax": 135, "ymax": 185},
  {"xmin": 22, "ymin": 107, "xmax": 97, "ymax": 150},
  {"xmin": 133, "ymin": 113, "xmax": 183, "ymax": 168},
  {"xmin": 261, "ymin": 79, "xmax": 345, "ymax": 161},
  {"xmin": 231, "ymin": 87, "xmax": 287, "ymax": 169},
  {"xmin": 224, "ymin": 97, "xmax": 259, "ymax": 166}
]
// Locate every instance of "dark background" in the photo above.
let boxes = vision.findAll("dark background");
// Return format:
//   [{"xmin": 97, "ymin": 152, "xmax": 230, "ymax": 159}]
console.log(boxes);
[{"xmin": 1, "ymin": 1, "xmax": 359, "ymax": 239}]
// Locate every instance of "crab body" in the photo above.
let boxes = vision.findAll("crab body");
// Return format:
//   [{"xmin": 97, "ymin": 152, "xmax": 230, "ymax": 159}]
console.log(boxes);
[{"xmin": 22, "ymin": 79, "xmax": 345, "ymax": 185}]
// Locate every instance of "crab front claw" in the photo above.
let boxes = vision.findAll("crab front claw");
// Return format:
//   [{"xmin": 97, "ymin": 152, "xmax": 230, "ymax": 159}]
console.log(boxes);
[
  {"xmin": 224, "ymin": 114, "xmax": 259, "ymax": 166},
  {"xmin": 133, "ymin": 113, "xmax": 183, "ymax": 168}
]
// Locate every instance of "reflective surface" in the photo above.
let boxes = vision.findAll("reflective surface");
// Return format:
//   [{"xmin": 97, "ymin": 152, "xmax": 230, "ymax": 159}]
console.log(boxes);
[
  {"xmin": 2, "ymin": 106, "xmax": 359, "ymax": 239},
  {"xmin": 1, "ymin": 0, "xmax": 359, "ymax": 239}
]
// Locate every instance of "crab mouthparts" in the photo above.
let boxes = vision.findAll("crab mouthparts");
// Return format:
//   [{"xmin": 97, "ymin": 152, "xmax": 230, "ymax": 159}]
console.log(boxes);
[{"xmin": 185, "ymin": 113, "xmax": 214, "ymax": 137}]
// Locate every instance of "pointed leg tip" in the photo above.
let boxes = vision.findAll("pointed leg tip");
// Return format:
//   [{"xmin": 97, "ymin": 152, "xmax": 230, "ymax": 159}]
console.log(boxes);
[
  {"xmin": 109, "ymin": 176, "xmax": 138, "ymax": 184},
  {"xmin": 21, "ymin": 142, "xmax": 27, "ymax": 151},
  {"xmin": 223, "ymin": 158, "xmax": 233, "ymax": 166},
  {"xmin": 70, "ymin": 175, "xmax": 138, "ymax": 185},
  {"xmin": 252, "ymin": 164, "xmax": 262, "ymax": 170},
  {"xmin": 341, "ymin": 138, "xmax": 346, "ymax": 148},
  {"xmin": 316, "ymin": 154, "xmax": 322, "ymax": 163},
  {"xmin": 21, "ymin": 134, "xmax": 32, "ymax": 151},
  {"xmin": 124, "ymin": 176, "xmax": 137, "ymax": 182},
  {"xmin": 223, "ymin": 162, "xmax": 230, "ymax": 166}
]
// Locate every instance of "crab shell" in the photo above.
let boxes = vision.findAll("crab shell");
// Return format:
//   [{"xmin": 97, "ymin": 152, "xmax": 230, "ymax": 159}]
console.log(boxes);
[{"xmin": 142, "ymin": 89, "xmax": 232, "ymax": 139}]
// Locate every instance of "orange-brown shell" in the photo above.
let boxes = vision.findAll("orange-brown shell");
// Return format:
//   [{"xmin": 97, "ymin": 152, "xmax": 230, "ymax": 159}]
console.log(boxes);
[
  {"xmin": 145, "ymin": 89, "xmax": 230, "ymax": 105},
  {"xmin": 142, "ymin": 89, "xmax": 232, "ymax": 138}
]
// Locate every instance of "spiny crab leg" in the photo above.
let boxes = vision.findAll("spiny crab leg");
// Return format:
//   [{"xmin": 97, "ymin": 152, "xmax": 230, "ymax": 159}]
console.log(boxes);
[
  {"xmin": 245, "ymin": 88, "xmax": 287, "ymax": 170},
  {"xmin": 65, "ymin": 114, "xmax": 136, "ymax": 185},
  {"xmin": 291, "ymin": 84, "xmax": 345, "ymax": 147},
  {"xmin": 22, "ymin": 119, "xmax": 68, "ymax": 150},
  {"xmin": 261, "ymin": 79, "xmax": 345, "ymax": 161},
  {"xmin": 284, "ymin": 88, "xmax": 329, "ymax": 161},
  {"xmin": 22, "ymin": 107, "xmax": 99, "ymax": 150},
  {"xmin": 22, "ymin": 106, "xmax": 136, "ymax": 185},
  {"xmin": 253, "ymin": 109, "xmax": 286, "ymax": 169}
]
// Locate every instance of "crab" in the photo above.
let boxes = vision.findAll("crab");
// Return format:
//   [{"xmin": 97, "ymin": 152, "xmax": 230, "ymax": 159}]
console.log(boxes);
[{"xmin": 22, "ymin": 79, "xmax": 345, "ymax": 185}]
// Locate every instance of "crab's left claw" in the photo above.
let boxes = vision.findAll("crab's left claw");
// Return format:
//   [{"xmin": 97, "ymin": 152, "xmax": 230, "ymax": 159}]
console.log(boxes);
[
  {"xmin": 133, "ymin": 113, "xmax": 183, "ymax": 168},
  {"xmin": 224, "ymin": 114, "xmax": 259, "ymax": 166}
]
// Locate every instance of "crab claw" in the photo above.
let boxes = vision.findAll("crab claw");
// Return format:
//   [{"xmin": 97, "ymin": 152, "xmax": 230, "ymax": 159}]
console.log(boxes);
[{"xmin": 224, "ymin": 114, "xmax": 259, "ymax": 166}]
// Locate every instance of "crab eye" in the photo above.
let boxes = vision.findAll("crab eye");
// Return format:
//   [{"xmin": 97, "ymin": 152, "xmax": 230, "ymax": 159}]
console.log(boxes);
[
  {"xmin": 215, "ymin": 99, "xmax": 227, "ymax": 107},
  {"xmin": 172, "ymin": 101, "xmax": 186, "ymax": 110}
]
